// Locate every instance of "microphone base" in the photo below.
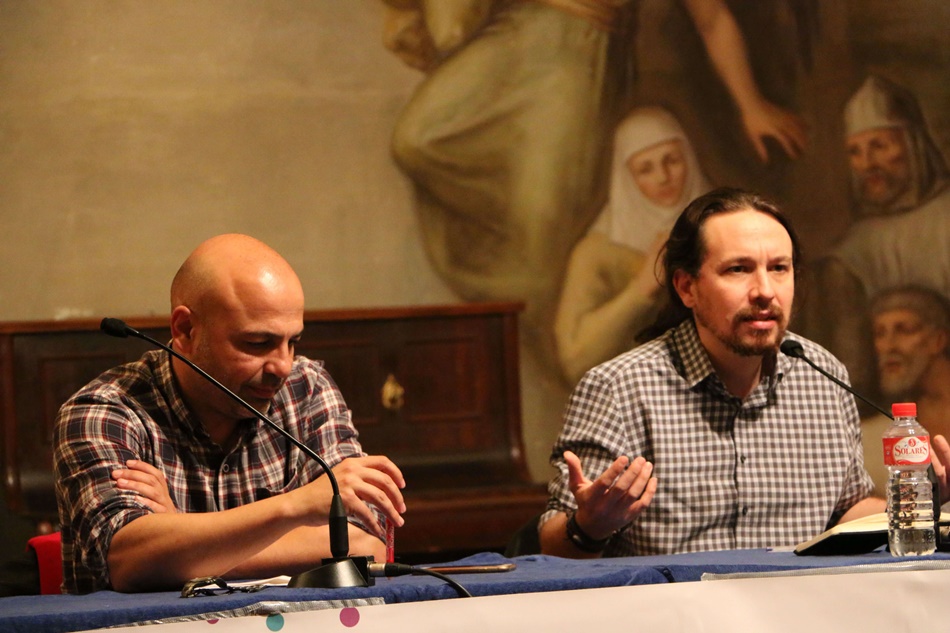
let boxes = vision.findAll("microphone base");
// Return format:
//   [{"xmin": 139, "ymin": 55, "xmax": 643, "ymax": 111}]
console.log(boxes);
[{"xmin": 288, "ymin": 556, "xmax": 375, "ymax": 588}]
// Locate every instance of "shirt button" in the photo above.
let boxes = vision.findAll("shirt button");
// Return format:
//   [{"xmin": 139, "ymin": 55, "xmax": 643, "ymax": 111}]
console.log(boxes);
[
  {"xmin": 740, "ymin": 455, "xmax": 747, "ymax": 464},
  {"xmin": 741, "ymin": 506, "xmax": 749, "ymax": 516},
  {"xmin": 222, "ymin": 463, "xmax": 230, "ymax": 473}
]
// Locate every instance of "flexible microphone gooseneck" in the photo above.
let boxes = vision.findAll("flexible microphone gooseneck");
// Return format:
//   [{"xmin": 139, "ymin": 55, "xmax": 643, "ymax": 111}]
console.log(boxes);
[
  {"xmin": 779, "ymin": 337, "xmax": 943, "ymax": 538},
  {"xmin": 779, "ymin": 339, "xmax": 893, "ymax": 420},
  {"xmin": 100, "ymin": 317, "xmax": 372, "ymax": 588}
]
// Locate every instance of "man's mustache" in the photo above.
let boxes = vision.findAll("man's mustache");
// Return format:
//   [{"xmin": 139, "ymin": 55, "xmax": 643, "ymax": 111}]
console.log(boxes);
[
  {"xmin": 878, "ymin": 352, "xmax": 908, "ymax": 369},
  {"xmin": 735, "ymin": 307, "xmax": 784, "ymax": 323}
]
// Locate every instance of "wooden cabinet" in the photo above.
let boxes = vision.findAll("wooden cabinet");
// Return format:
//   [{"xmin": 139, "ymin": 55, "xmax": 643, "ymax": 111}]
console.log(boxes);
[{"xmin": 0, "ymin": 303, "xmax": 547, "ymax": 559}]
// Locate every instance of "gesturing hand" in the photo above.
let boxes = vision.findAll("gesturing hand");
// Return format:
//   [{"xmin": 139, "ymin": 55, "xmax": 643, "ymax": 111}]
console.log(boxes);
[
  {"xmin": 565, "ymin": 450, "xmax": 657, "ymax": 541},
  {"xmin": 112, "ymin": 459, "xmax": 178, "ymax": 514},
  {"xmin": 931, "ymin": 434, "xmax": 950, "ymax": 505}
]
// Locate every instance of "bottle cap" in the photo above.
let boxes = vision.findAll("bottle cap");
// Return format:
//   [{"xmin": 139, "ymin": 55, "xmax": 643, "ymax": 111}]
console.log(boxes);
[{"xmin": 891, "ymin": 402, "xmax": 917, "ymax": 417}]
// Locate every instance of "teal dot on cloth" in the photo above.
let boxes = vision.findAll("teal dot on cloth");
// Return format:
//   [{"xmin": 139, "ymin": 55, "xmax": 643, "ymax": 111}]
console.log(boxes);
[{"xmin": 340, "ymin": 607, "xmax": 361, "ymax": 627}]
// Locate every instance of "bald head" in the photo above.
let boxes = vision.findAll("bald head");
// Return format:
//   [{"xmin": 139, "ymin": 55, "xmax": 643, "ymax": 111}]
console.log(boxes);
[
  {"xmin": 171, "ymin": 234, "xmax": 304, "ymax": 319},
  {"xmin": 168, "ymin": 234, "xmax": 305, "ymax": 429}
]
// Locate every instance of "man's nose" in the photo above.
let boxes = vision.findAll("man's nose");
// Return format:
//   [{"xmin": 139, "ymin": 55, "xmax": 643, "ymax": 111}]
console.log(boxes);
[
  {"xmin": 265, "ymin": 344, "xmax": 294, "ymax": 379},
  {"xmin": 874, "ymin": 332, "xmax": 896, "ymax": 354},
  {"xmin": 750, "ymin": 269, "xmax": 775, "ymax": 302},
  {"xmin": 850, "ymin": 149, "xmax": 871, "ymax": 174}
]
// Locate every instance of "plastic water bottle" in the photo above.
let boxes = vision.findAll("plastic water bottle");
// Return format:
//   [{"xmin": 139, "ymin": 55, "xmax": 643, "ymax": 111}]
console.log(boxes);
[{"xmin": 883, "ymin": 402, "xmax": 935, "ymax": 556}]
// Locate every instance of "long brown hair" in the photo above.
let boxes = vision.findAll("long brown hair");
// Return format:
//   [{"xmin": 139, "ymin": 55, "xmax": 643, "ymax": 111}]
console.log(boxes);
[{"xmin": 637, "ymin": 187, "xmax": 803, "ymax": 342}]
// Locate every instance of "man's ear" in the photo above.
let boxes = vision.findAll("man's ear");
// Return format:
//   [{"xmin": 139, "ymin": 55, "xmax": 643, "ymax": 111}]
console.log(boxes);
[
  {"xmin": 170, "ymin": 306, "xmax": 195, "ymax": 353},
  {"xmin": 672, "ymin": 269, "xmax": 696, "ymax": 309},
  {"xmin": 928, "ymin": 327, "xmax": 948, "ymax": 357}
]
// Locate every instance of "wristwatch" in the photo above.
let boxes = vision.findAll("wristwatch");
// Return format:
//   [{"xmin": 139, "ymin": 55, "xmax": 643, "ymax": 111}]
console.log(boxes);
[{"xmin": 565, "ymin": 513, "xmax": 611, "ymax": 553}]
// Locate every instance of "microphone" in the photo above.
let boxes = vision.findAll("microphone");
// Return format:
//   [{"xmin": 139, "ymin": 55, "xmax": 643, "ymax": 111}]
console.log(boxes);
[
  {"xmin": 100, "ymin": 317, "xmax": 373, "ymax": 588},
  {"xmin": 780, "ymin": 337, "xmax": 943, "ymax": 536}
]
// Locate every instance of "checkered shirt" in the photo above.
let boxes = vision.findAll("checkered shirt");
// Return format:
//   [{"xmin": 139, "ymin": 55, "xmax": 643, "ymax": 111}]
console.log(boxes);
[
  {"xmin": 542, "ymin": 319, "xmax": 874, "ymax": 556},
  {"xmin": 54, "ymin": 349, "xmax": 366, "ymax": 594}
]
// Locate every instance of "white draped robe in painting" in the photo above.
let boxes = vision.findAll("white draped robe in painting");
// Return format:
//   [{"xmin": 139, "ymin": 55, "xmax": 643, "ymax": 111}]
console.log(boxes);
[{"xmin": 391, "ymin": 1, "xmax": 633, "ymax": 319}]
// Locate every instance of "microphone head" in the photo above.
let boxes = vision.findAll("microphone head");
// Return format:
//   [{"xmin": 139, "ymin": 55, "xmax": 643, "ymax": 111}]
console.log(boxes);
[
  {"xmin": 779, "ymin": 339, "xmax": 806, "ymax": 358},
  {"xmin": 100, "ymin": 317, "xmax": 131, "ymax": 338}
]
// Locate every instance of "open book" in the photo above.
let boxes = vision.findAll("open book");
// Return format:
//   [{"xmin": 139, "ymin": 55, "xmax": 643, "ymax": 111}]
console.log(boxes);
[{"xmin": 794, "ymin": 512, "xmax": 950, "ymax": 556}]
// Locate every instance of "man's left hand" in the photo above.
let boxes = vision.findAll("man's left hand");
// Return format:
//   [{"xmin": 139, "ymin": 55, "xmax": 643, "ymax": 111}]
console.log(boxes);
[{"xmin": 113, "ymin": 459, "xmax": 178, "ymax": 514}]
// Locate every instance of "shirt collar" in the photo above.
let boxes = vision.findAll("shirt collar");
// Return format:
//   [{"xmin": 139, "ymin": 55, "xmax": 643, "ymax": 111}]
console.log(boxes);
[
  {"xmin": 148, "ymin": 348, "xmax": 257, "ymax": 451},
  {"xmin": 669, "ymin": 319, "xmax": 787, "ymax": 405},
  {"xmin": 670, "ymin": 319, "xmax": 717, "ymax": 389},
  {"xmin": 151, "ymin": 347, "xmax": 197, "ymax": 426}
]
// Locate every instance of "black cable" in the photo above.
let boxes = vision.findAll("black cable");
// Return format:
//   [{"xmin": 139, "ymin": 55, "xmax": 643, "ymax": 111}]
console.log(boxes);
[
  {"xmin": 368, "ymin": 563, "xmax": 473, "ymax": 598},
  {"xmin": 410, "ymin": 568, "xmax": 473, "ymax": 598}
]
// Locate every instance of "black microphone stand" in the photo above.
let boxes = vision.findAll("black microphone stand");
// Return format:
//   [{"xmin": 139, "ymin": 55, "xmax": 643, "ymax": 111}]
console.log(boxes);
[{"xmin": 100, "ymin": 318, "xmax": 373, "ymax": 588}]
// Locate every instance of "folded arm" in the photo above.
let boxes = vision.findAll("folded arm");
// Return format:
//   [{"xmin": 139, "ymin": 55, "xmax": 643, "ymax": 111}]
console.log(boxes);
[
  {"xmin": 554, "ymin": 235, "xmax": 662, "ymax": 385},
  {"xmin": 108, "ymin": 490, "xmax": 323, "ymax": 592},
  {"xmin": 109, "ymin": 456, "xmax": 404, "ymax": 592}
]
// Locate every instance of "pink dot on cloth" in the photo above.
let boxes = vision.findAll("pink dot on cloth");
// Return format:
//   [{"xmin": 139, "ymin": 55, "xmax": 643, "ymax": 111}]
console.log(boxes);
[{"xmin": 340, "ymin": 607, "xmax": 361, "ymax": 627}]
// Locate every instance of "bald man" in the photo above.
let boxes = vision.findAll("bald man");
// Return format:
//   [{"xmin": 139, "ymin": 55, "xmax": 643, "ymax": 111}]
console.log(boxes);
[{"xmin": 53, "ymin": 234, "xmax": 405, "ymax": 594}]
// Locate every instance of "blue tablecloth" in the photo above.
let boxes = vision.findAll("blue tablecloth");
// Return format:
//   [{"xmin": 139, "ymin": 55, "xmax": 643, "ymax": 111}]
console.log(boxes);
[{"xmin": 3, "ymin": 549, "xmax": 950, "ymax": 633}]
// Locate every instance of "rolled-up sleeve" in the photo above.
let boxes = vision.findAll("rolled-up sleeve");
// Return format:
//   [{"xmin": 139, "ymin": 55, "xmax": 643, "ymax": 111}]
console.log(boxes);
[{"xmin": 54, "ymin": 393, "xmax": 153, "ymax": 590}]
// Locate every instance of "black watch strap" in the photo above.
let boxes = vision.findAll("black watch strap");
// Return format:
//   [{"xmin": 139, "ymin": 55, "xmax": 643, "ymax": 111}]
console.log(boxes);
[{"xmin": 565, "ymin": 513, "xmax": 610, "ymax": 553}]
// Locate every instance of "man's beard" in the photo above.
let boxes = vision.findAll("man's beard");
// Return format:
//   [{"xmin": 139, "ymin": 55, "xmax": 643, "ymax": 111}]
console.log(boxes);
[
  {"xmin": 858, "ymin": 168, "xmax": 911, "ymax": 209},
  {"xmin": 695, "ymin": 305, "xmax": 786, "ymax": 357},
  {"xmin": 879, "ymin": 352, "xmax": 929, "ymax": 399},
  {"xmin": 190, "ymin": 337, "xmax": 271, "ymax": 419}
]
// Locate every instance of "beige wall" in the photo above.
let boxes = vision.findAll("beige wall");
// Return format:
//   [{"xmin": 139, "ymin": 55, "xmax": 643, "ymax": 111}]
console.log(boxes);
[
  {"xmin": 0, "ymin": 1, "xmax": 454, "ymax": 321},
  {"xmin": 0, "ymin": 2, "xmax": 565, "ymax": 528}
]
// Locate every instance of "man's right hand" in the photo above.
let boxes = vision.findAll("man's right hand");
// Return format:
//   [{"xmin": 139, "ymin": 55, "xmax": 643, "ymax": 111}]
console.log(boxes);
[
  {"xmin": 299, "ymin": 455, "xmax": 406, "ymax": 538},
  {"xmin": 565, "ymin": 450, "xmax": 657, "ymax": 541},
  {"xmin": 334, "ymin": 455, "xmax": 406, "ymax": 537}
]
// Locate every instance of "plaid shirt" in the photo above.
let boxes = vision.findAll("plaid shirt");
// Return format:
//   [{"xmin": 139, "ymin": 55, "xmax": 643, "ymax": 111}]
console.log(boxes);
[
  {"xmin": 54, "ymin": 349, "xmax": 366, "ymax": 594},
  {"xmin": 542, "ymin": 319, "xmax": 874, "ymax": 556}
]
